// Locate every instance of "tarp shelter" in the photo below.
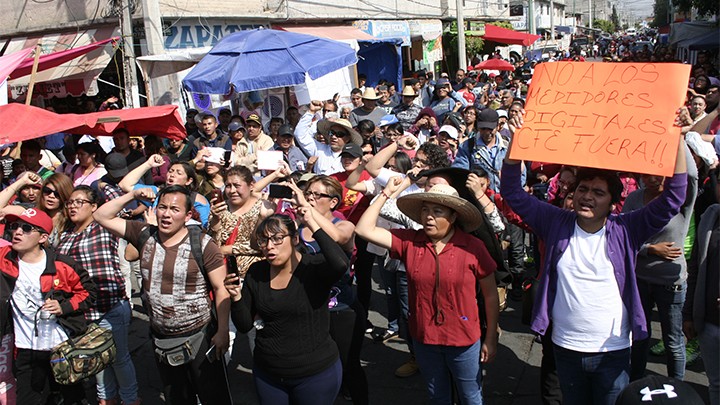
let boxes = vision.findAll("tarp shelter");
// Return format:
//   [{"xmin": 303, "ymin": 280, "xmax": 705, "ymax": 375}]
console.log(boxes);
[
  {"xmin": 482, "ymin": 24, "xmax": 541, "ymax": 47},
  {"xmin": 1, "ymin": 26, "xmax": 121, "ymax": 99},
  {"xmin": 0, "ymin": 48, "xmax": 34, "ymax": 84},
  {"xmin": 474, "ymin": 58, "xmax": 515, "ymax": 71},
  {"xmin": 275, "ymin": 25, "xmax": 403, "ymax": 95},
  {"xmin": 136, "ymin": 47, "xmax": 212, "ymax": 80},
  {"xmin": 0, "ymin": 104, "xmax": 186, "ymax": 142},
  {"xmin": 670, "ymin": 21, "xmax": 719, "ymax": 64}
]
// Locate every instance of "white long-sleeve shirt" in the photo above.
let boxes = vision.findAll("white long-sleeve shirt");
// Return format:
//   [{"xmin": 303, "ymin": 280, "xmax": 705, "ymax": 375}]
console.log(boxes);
[{"xmin": 293, "ymin": 112, "xmax": 343, "ymax": 175}]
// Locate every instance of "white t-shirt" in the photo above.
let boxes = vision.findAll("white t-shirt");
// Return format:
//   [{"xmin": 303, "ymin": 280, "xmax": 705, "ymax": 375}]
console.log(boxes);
[
  {"xmin": 11, "ymin": 254, "xmax": 68, "ymax": 351},
  {"xmin": 552, "ymin": 223, "xmax": 631, "ymax": 352}
]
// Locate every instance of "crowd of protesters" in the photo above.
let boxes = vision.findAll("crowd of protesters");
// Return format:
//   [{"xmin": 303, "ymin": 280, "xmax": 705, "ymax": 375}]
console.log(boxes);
[{"xmin": 0, "ymin": 40, "xmax": 717, "ymax": 405}]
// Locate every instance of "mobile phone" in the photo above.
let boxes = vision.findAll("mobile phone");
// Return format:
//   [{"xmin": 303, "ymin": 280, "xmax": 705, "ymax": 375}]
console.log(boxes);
[
  {"xmin": 223, "ymin": 150, "xmax": 232, "ymax": 168},
  {"xmin": 209, "ymin": 188, "xmax": 223, "ymax": 203},
  {"xmin": 268, "ymin": 184, "xmax": 294, "ymax": 199},
  {"xmin": 205, "ymin": 344, "xmax": 217, "ymax": 362}
]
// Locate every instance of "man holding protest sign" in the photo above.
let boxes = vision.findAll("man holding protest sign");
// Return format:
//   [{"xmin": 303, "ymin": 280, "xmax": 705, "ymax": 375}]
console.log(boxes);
[{"xmin": 500, "ymin": 61, "xmax": 690, "ymax": 405}]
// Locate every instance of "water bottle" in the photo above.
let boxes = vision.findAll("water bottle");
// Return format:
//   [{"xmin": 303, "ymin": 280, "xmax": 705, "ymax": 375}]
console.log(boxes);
[{"xmin": 37, "ymin": 310, "xmax": 56, "ymax": 349}]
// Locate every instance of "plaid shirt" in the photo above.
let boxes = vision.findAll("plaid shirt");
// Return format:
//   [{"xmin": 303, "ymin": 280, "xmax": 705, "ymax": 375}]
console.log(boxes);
[{"xmin": 57, "ymin": 221, "xmax": 125, "ymax": 321}]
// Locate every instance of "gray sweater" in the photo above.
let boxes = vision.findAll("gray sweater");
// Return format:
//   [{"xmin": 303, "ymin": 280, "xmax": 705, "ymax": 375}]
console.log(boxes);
[{"xmin": 622, "ymin": 145, "xmax": 698, "ymax": 285}]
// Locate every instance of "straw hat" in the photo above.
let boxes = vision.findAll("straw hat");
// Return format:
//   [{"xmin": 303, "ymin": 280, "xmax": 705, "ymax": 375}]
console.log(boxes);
[
  {"xmin": 396, "ymin": 184, "xmax": 483, "ymax": 232},
  {"xmin": 361, "ymin": 87, "xmax": 380, "ymax": 100},
  {"xmin": 401, "ymin": 85, "xmax": 418, "ymax": 97},
  {"xmin": 316, "ymin": 118, "xmax": 363, "ymax": 146}
]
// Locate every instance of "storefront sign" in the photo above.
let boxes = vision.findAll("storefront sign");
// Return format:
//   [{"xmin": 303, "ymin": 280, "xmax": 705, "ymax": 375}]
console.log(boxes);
[
  {"xmin": 163, "ymin": 21, "xmax": 267, "ymax": 49},
  {"xmin": 353, "ymin": 20, "xmax": 411, "ymax": 46},
  {"xmin": 10, "ymin": 79, "xmax": 89, "ymax": 99},
  {"xmin": 408, "ymin": 20, "xmax": 443, "ymax": 41},
  {"xmin": 511, "ymin": 18, "xmax": 528, "ymax": 31}
]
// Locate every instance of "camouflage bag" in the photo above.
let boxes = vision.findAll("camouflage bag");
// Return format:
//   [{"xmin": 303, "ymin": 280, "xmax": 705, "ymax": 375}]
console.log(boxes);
[{"xmin": 50, "ymin": 323, "xmax": 116, "ymax": 385}]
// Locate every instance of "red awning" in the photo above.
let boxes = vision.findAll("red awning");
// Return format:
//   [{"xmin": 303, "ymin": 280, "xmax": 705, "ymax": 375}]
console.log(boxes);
[
  {"xmin": 0, "ymin": 104, "xmax": 186, "ymax": 142},
  {"xmin": 0, "ymin": 103, "xmax": 97, "ymax": 143},
  {"xmin": 0, "ymin": 48, "xmax": 34, "ymax": 84},
  {"xmin": 483, "ymin": 24, "xmax": 541, "ymax": 46},
  {"xmin": 10, "ymin": 38, "xmax": 118, "ymax": 79},
  {"xmin": 474, "ymin": 58, "xmax": 515, "ymax": 71},
  {"xmin": 74, "ymin": 105, "xmax": 187, "ymax": 140}
]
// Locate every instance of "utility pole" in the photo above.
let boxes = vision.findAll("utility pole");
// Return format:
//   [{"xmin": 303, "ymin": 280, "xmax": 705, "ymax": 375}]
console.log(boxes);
[
  {"xmin": 120, "ymin": 0, "xmax": 140, "ymax": 108},
  {"xmin": 141, "ymin": 0, "xmax": 165, "ymax": 106},
  {"xmin": 457, "ymin": 0, "xmax": 467, "ymax": 71},
  {"xmin": 550, "ymin": 0, "xmax": 555, "ymax": 41},
  {"xmin": 588, "ymin": 0, "xmax": 593, "ymax": 28},
  {"xmin": 528, "ymin": 0, "xmax": 536, "ymax": 35}
]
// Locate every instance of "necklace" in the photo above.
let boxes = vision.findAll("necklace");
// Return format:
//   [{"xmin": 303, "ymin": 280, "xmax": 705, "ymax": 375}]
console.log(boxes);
[{"xmin": 76, "ymin": 164, "xmax": 98, "ymax": 185}]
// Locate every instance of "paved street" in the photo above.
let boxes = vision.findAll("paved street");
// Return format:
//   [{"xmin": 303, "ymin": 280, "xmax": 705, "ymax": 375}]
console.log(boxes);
[{"xmin": 122, "ymin": 271, "xmax": 710, "ymax": 405}]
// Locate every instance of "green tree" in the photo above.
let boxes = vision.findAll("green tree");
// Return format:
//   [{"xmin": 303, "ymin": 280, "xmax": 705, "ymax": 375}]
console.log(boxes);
[
  {"xmin": 652, "ymin": 0, "xmax": 670, "ymax": 27},
  {"xmin": 672, "ymin": 0, "xmax": 719, "ymax": 18},
  {"xmin": 594, "ymin": 19, "xmax": 615, "ymax": 33},
  {"xmin": 610, "ymin": 5, "xmax": 620, "ymax": 32}
]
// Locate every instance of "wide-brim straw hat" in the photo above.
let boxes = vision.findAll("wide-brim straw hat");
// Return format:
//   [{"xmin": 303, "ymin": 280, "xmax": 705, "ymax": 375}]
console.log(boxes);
[
  {"xmin": 396, "ymin": 184, "xmax": 483, "ymax": 232},
  {"xmin": 361, "ymin": 87, "xmax": 381, "ymax": 100},
  {"xmin": 316, "ymin": 118, "xmax": 363, "ymax": 146},
  {"xmin": 401, "ymin": 85, "xmax": 418, "ymax": 97}
]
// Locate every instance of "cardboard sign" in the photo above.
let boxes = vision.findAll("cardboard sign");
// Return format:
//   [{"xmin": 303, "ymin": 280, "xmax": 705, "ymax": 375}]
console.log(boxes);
[
  {"xmin": 257, "ymin": 150, "xmax": 284, "ymax": 171},
  {"xmin": 509, "ymin": 62, "xmax": 691, "ymax": 176}
]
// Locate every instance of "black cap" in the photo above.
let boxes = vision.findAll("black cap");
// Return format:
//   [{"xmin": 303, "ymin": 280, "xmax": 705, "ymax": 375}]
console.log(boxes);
[
  {"xmin": 278, "ymin": 124, "xmax": 294, "ymax": 137},
  {"xmin": 615, "ymin": 376, "xmax": 703, "ymax": 405},
  {"xmin": 340, "ymin": 143, "xmax": 363, "ymax": 158},
  {"xmin": 476, "ymin": 109, "xmax": 499, "ymax": 129},
  {"xmin": 104, "ymin": 152, "xmax": 129, "ymax": 179}
]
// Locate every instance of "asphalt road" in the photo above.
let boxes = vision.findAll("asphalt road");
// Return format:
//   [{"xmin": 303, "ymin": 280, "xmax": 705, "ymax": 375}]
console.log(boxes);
[{"xmin": 118, "ymin": 268, "xmax": 710, "ymax": 405}]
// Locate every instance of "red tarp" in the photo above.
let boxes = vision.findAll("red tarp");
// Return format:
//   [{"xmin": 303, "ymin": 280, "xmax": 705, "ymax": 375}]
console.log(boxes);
[
  {"xmin": 10, "ymin": 38, "xmax": 118, "ymax": 79},
  {"xmin": 474, "ymin": 58, "xmax": 516, "ymax": 71},
  {"xmin": 0, "ymin": 104, "xmax": 187, "ymax": 143},
  {"xmin": 483, "ymin": 24, "xmax": 541, "ymax": 46},
  {"xmin": 0, "ymin": 48, "xmax": 34, "ymax": 84}
]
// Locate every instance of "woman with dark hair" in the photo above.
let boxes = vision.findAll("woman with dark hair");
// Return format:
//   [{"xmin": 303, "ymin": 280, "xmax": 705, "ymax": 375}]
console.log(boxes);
[
  {"xmin": 57, "ymin": 186, "xmax": 139, "ymax": 405},
  {"xmin": 226, "ymin": 213, "xmax": 349, "ymax": 405},
  {"xmin": 118, "ymin": 155, "xmax": 210, "ymax": 227},
  {"xmin": 72, "ymin": 142, "xmax": 107, "ymax": 186},
  {"xmin": 356, "ymin": 179, "xmax": 498, "ymax": 405},
  {"xmin": 143, "ymin": 135, "xmax": 170, "ymax": 186},
  {"xmin": 0, "ymin": 172, "xmax": 73, "ymax": 246},
  {"xmin": 209, "ymin": 165, "xmax": 274, "ymax": 278},
  {"xmin": 693, "ymin": 74, "xmax": 711, "ymax": 95}
]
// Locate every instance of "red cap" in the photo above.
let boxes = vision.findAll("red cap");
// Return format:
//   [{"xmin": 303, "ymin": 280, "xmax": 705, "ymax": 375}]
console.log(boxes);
[{"xmin": 5, "ymin": 208, "xmax": 53, "ymax": 234}]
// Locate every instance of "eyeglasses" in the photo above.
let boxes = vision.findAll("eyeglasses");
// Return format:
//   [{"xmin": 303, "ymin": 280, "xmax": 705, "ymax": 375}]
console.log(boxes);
[
  {"xmin": 257, "ymin": 234, "xmax": 288, "ymax": 248},
  {"xmin": 327, "ymin": 129, "xmax": 349, "ymax": 138},
  {"xmin": 8, "ymin": 222, "xmax": 43, "ymax": 234},
  {"xmin": 304, "ymin": 191, "xmax": 335, "ymax": 200},
  {"xmin": 42, "ymin": 186, "xmax": 60, "ymax": 199},
  {"xmin": 65, "ymin": 199, "xmax": 93, "ymax": 208}
]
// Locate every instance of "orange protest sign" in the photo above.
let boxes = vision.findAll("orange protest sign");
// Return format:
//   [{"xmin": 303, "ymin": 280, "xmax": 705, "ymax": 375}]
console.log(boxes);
[{"xmin": 509, "ymin": 62, "xmax": 691, "ymax": 176}]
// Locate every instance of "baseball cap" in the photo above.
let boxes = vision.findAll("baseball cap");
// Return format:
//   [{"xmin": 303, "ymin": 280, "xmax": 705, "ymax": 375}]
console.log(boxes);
[
  {"xmin": 462, "ymin": 77, "xmax": 476, "ymax": 85},
  {"xmin": 439, "ymin": 125, "xmax": 459, "ymax": 140},
  {"xmin": 277, "ymin": 124, "xmax": 294, "ymax": 137},
  {"xmin": 497, "ymin": 109, "xmax": 508, "ymax": 118},
  {"xmin": 340, "ymin": 143, "xmax": 363, "ymax": 159},
  {"xmin": 615, "ymin": 375, "xmax": 703, "ymax": 405},
  {"xmin": 245, "ymin": 114, "xmax": 262, "ymax": 126},
  {"xmin": 6, "ymin": 208, "xmax": 53, "ymax": 234},
  {"xmin": 476, "ymin": 109, "xmax": 499, "ymax": 129},
  {"xmin": 228, "ymin": 121, "xmax": 244, "ymax": 132},
  {"xmin": 104, "ymin": 153, "xmax": 129, "ymax": 179},
  {"xmin": 436, "ymin": 78, "xmax": 451, "ymax": 87},
  {"xmin": 378, "ymin": 114, "xmax": 399, "ymax": 127}
]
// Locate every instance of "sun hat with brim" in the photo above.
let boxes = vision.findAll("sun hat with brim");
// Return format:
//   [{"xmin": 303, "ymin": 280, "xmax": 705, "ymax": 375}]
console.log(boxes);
[
  {"xmin": 5, "ymin": 208, "xmax": 53, "ymax": 234},
  {"xmin": 401, "ymin": 85, "xmax": 418, "ymax": 97},
  {"xmin": 396, "ymin": 184, "xmax": 483, "ymax": 232},
  {"xmin": 316, "ymin": 118, "xmax": 363, "ymax": 146},
  {"xmin": 361, "ymin": 88, "xmax": 380, "ymax": 100}
]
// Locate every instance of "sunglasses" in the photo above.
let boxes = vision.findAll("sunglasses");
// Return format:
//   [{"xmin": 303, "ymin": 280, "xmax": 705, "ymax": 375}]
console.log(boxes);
[
  {"xmin": 8, "ymin": 222, "xmax": 44, "ymax": 234},
  {"xmin": 42, "ymin": 186, "xmax": 60, "ymax": 199},
  {"xmin": 328, "ymin": 129, "xmax": 349, "ymax": 138}
]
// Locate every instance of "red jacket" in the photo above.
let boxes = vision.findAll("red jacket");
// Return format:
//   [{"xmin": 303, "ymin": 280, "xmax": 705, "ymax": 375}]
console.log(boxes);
[{"xmin": 0, "ymin": 246, "xmax": 96, "ymax": 338}]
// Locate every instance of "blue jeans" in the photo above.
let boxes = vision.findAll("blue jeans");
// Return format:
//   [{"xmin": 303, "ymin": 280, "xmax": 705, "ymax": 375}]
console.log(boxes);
[
  {"xmin": 380, "ymin": 257, "xmax": 400, "ymax": 332},
  {"xmin": 631, "ymin": 280, "xmax": 686, "ymax": 381},
  {"xmin": 553, "ymin": 344, "xmax": 630, "ymax": 405},
  {"xmin": 253, "ymin": 358, "xmax": 342, "ymax": 405},
  {"xmin": 96, "ymin": 300, "xmax": 138, "ymax": 403},
  {"xmin": 699, "ymin": 322, "xmax": 720, "ymax": 405},
  {"xmin": 413, "ymin": 339, "xmax": 483, "ymax": 405}
]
